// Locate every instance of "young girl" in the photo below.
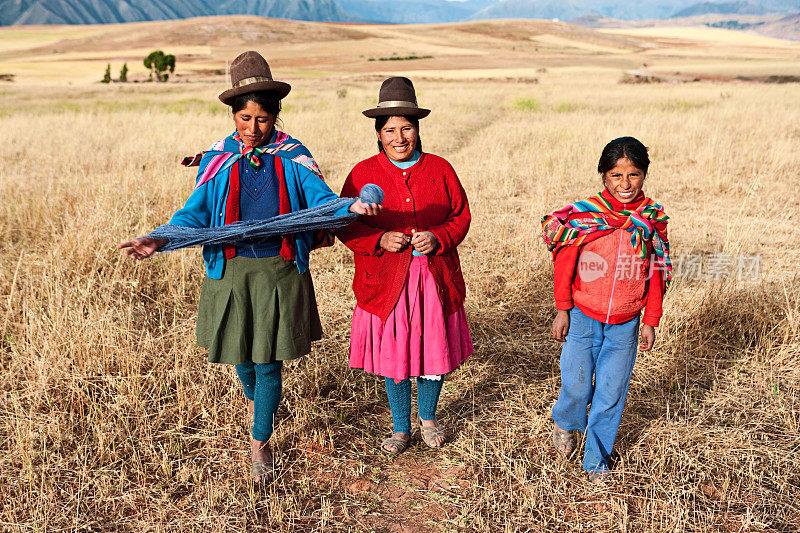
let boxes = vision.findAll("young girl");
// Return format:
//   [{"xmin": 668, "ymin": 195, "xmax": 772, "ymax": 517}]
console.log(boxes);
[{"xmin": 541, "ymin": 136, "xmax": 671, "ymax": 482}]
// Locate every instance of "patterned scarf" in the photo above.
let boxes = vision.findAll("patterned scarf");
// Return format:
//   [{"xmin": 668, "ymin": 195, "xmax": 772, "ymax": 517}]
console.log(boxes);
[
  {"xmin": 541, "ymin": 193, "xmax": 672, "ymax": 286},
  {"xmin": 181, "ymin": 129, "xmax": 323, "ymax": 181},
  {"xmin": 234, "ymin": 133, "xmax": 269, "ymax": 169}
]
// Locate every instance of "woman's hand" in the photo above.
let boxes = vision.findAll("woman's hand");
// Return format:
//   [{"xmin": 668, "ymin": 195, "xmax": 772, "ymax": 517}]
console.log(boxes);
[
  {"xmin": 639, "ymin": 324, "xmax": 656, "ymax": 351},
  {"xmin": 552, "ymin": 310, "xmax": 570, "ymax": 342},
  {"xmin": 118, "ymin": 237, "xmax": 168, "ymax": 260},
  {"xmin": 411, "ymin": 231, "xmax": 439, "ymax": 255},
  {"xmin": 379, "ymin": 231, "xmax": 410, "ymax": 252},
  {"xmin": 349, "ymin": 199, "xmax": 382, "ymax": 216}
]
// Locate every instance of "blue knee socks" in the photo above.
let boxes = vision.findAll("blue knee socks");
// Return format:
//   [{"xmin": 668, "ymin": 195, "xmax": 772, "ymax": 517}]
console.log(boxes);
[
  {"xmin": 235, "ymin": 360, "xmax": 283, "ymax": 442},
  {"xmin": 384, "ymin": 378, "xmax": 412, "ymax": 434},
  {"xmin": 384, "ymin": 377, "xmax": 445, "ymax": 434},
  {"xmin": 417, "ymin": 377, "xmax": 443, "ymax": 421}
]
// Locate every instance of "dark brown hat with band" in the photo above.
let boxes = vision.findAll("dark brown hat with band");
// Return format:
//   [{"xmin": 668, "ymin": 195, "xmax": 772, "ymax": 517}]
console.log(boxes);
[
  {"xmin": 218, "ymin": 51, "xmax": 291, "ymax": 105},
  {"xmin": 362, "ymin": 77, "xmax": 430, "ymax": 119}
]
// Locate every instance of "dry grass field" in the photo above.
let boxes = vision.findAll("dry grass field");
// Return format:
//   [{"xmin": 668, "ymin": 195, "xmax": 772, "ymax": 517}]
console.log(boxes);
[{"xmin": 1, "ymin": 16, "xmax": 799, "ymax": 532}]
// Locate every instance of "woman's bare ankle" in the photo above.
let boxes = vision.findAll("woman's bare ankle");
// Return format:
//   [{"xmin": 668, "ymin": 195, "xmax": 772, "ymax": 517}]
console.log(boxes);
[
  {"xmin": 419, "ymin": 417, "xmax": 438, "ymax": 427},
  {"xmin": 251, "ymin": 439, "xmax": 272, "ymax": 463}
]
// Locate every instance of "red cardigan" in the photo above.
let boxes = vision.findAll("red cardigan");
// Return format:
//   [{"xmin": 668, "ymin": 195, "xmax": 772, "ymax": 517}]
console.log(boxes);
[
  {"xmin": 337, "ymin": 152, "xmax": 471, "ymax": 322},
  {"xmin": 553, "ymin": 190, "xmax": 665, "ymax": 327}
]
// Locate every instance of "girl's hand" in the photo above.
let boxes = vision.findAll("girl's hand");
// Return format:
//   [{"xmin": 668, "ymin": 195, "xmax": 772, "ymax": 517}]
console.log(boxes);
[
  {"xmin": 410, "ymin": 231, "xmax": 439, "ymax": 255},
  {"xmin": 552, "ymin": 310, "xmax": 570, "ymax": 342},
  {"xmin": 379, "ymin": 231, "xmax": 410, "ymax": 252},
  {"xmin": 639, "ymin": 324, "xmax": 656, "ymax": 351},
  {"xmin": 349, "ymin": 199, "xmax": 382, "ymax": 216},
  {"xmin": 118, "ymin": 237, "xmax": 168, "ymax": 260}
]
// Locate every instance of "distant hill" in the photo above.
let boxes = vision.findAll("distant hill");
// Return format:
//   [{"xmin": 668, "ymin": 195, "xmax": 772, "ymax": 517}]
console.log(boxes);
[
  {"xmin": 571, "ymin": 14, "xmax": 626, "ymax": 28},
  {"xmin": 468, "ymin": 0, "xmax": 798, "ymax": 22},
  {"xmin": 469, "ymin": 1, "xmax": 718, "ymax": 22},
  {"xmin": 466, "ymin": 1, "xmax": 783, "ymax": 22},
  {"xmin": 756, "ymin": 11, "xmax": 800, "ymax": 39},
  {"xmin": 469, "ymin": 0, "xmax": 586, "ymax": 21},
  {"xmin": 336, "ymin": 0, "xmax": 494, "ymax": 23},
  {"xmin": 672, "ymin": 1, "xmax": 768, "ymax": 17},
  {"xmin": 573, "ymin": 9, "xmax": 800, "ymax": 41},
  {"xmin": 0, "ymin": 0, "xmax": 354, "ymax": 25}
]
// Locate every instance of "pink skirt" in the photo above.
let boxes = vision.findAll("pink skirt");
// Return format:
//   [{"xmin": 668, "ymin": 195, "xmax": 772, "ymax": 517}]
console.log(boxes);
[{"xmin": 349, "ymin": 255, "xmax": 473, "ymax": 380}]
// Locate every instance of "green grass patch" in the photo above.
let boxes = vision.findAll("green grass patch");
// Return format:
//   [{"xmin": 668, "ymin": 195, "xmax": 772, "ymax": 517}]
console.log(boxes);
[
  {"xmin": 658, "ymin": 100, "xmax": 709, "ymax": 112},
  {"xmin": 553, "ymin": 102, "xmax": 581, "ymax": 113},
  {"xmin": 512, "ymin": 98, "xmax": 541, "ymax": 111}
]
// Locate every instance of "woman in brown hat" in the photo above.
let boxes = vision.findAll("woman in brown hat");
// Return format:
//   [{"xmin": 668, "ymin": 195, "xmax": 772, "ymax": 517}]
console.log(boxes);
[
  {"xmin": 120, "ymin": 51, "xmax": 378, "ymax": 481},
  {"xmin": 338, "ymin": 77, "xmax": 473, "ymax": 454}
]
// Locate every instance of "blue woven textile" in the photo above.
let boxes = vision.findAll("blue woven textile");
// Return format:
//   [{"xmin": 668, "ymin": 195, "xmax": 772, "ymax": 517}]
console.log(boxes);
[{"xmin": 148, "ymin": 185, "xmax": 382, "ymax": 252}]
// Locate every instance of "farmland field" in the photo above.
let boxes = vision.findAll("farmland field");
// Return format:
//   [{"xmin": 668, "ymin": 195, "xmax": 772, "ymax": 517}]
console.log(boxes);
[{"xmin": 1, "ymin": 16, "xmax": 799, "ymax": 531}]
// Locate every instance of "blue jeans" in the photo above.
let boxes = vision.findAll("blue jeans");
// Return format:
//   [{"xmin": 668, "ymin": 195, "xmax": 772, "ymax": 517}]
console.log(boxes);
[
  {"xmin": 235, "ymin": 360, "xmax": 283, "ymax": 442},
  {"xmin": 552, "ymin": 307, "xmax": 640, "ymax": 473}
]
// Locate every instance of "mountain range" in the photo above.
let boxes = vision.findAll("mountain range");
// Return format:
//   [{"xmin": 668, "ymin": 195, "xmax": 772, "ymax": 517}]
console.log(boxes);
[
  {"xmin": 469, "ymin": 0, "xmax": 798, "ymax": 22},
  {"xmin": 672, "ymin": 1, "xmax": 767, "ymax": 16},
  {"xmin": 1, "ymin": 0, "xmax": 798, "ymax": 25},
  {"xmin": 0, "ymin": 0, "xmax": 353, "ymax": 25}
]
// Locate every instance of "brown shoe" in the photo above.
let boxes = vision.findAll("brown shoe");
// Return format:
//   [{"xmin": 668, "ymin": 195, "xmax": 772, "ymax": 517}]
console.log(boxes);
[{"xmin": 552, "ymin": 423, "xmax": 576, "ymax": 458}]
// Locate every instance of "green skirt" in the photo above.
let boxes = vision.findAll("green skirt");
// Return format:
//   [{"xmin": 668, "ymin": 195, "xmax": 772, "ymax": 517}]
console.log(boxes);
[{"xmin": 196, "ymin": 255, "xmax": 322, "ymax": 365}]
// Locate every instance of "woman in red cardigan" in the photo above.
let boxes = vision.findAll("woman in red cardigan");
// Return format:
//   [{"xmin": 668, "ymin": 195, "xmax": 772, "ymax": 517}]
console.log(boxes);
[{"xmin": 338, "ymin": 77, "xmax": 473, "ymax": 455}]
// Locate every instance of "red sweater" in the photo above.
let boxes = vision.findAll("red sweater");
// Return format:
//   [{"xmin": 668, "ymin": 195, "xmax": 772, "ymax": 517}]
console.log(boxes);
[
  {"xmin": 337, "ymin": 152, "xmax": 471, "ymax": 322},
  {"xmin": 553, "ymin": 190, "xmax": 665, "ymax": 327}
]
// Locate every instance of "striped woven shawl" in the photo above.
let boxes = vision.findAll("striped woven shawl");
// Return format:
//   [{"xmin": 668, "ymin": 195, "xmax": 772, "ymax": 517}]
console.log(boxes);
[
  {"xmin": 541, "ymin": 193, "xmax": 672, "ymax": 287},
  {"xmin": 181, "ymin": 129, "xmax": 323, "ymax": 186}
]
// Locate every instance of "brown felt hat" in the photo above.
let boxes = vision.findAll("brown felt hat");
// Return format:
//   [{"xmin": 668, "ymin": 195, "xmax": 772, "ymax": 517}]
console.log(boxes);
[
  {"xmin": 362, "ymin": 77, "xmax": 430, "ymax": 119},
  {"xmin": 218, "ymin": 51, "xmax": 291, "ymax": 105}
]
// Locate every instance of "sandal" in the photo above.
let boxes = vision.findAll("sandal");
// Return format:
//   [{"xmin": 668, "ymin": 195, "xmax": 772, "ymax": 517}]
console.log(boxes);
[
  {"xmin": 251, "ymin": 460, "xmax": 274, "ymax": 483},
  {"xmin": 588, "ymin": 471, "xmax": 610, "ymax": 485},
  {"xmin": 552, "ymin": 423, "xmax": 576, "ymax": 458},
  {"xmin": 381, "ymin": 434, "xmax": 410, "ymax": 456},
  {"xmin": 417, "ymin": 415, "xmax": 446, "ymax": 448}
]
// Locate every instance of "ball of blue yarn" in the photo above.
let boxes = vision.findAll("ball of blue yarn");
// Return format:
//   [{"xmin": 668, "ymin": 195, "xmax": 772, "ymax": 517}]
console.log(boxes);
[{"xmin": 359, "ymin": 183, "xmax": 384, "ymax": 205}]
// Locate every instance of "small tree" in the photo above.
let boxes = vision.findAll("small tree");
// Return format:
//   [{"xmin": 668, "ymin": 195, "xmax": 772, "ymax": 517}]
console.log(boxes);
[
  {"xmin": 119, "ymin": 63, "xmax": 128, "ymax": 83},
  {"xmin": 144, "ymin": 50, "xmax": 175, "ymax": 82},
  {"xmin": 101, "ymin": 63, "xmax": 111, "ymax": 84}
]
